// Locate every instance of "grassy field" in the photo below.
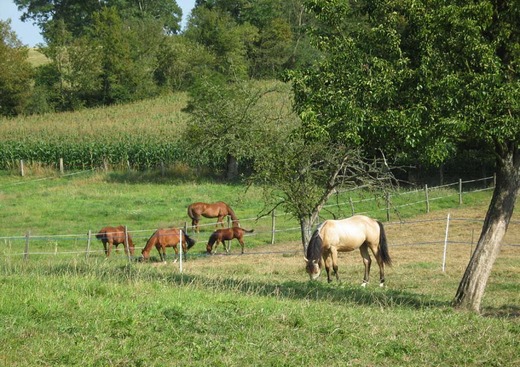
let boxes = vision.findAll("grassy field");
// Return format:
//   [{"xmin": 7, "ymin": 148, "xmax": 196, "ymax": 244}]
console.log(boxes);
[{"xmin": 0, "ymin": 171, "xmax": 519, "ymax": 366}]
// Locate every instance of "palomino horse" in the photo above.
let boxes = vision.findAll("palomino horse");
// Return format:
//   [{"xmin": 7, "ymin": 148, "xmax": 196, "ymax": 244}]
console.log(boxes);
[
  {"xmin": 206, "ymin": 224, "xmax": 254, "ymax": 254},
  {"xmin": 187, "ymin": 201, "xmax": 239, "ymax": 232},
  {"xmin": 96, "ymin": 226, "xmax": 135, "ymax": 257},
  {"xmin": 141, "ymin": 228, "xmax": 196, "ymax": 262},
  {"xmin": 304, "ymin": 215, "xmax": 392, "ymax": 286}
]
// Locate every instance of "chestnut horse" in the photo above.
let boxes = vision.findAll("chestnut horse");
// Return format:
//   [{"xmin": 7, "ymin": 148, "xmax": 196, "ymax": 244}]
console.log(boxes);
[
  {"xmin": 187, "ymin": 201, "xmax": 239, "ymax": 232},
  {"xmin": 141, "ymin": 228, "xmax": 196, "ymax": 262},
  {"xmin": 206, "ymin": 225, "xmax": 254, "ymax": 254},
  {"xmin": 96, "ymin": 226, "xmax": 135, "ymax": 257},
  {"xmin": 305, "ymin": 215, "xmax": 391, "ymax": 286}
]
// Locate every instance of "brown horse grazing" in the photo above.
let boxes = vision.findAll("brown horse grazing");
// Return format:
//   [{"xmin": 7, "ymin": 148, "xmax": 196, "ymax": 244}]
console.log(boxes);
[
  {"xmin": 206, "ymin": 226, "xmax": 254, "ymax": 254},
  {"xmin": 304, "ymin": 215, "xmax": 392, "ymax": 286},
  {"xmin": 96, "ymin": 226, "xmax": 135, "ymax": 257},
  {"xmin": 187, "ymin": 201, "xmax": 239, "ymax": 232},
  {"xmin": 141, "ymin": 228, "xmax": 196, "ymax": 262}
]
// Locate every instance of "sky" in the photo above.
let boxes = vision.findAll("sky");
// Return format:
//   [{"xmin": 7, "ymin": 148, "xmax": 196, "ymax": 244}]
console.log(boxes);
[{"xmin": 0, "ymin": 0, "xmax": 195, "ymax": 47}]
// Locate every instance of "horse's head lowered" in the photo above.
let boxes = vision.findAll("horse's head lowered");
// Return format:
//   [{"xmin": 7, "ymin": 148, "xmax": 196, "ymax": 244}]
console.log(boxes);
[{"xmin": 304, "ymin": 257, "xmax": 321, "ymax": 280}]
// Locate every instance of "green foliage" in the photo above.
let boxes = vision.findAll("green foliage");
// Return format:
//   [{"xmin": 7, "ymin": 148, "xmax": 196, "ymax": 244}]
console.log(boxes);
[
  {"xmin": 185, "ymin": 6, "xmax": 257, "ymax": 79},
  {"xmin": 183, "ymin": 78, "xmax": 296, "ymax": 178},
  {"xmin": 0, "ymin": 20, "xmax": 33, "ymax": 116}
]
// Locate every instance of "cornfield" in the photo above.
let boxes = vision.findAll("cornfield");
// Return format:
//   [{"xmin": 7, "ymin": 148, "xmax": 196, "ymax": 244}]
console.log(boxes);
[{"xmin": 0, "ymin": 93, "xmax": 189, "ymax": 170}]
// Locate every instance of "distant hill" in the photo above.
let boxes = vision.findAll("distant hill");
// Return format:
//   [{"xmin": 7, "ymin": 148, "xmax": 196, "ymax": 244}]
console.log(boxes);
[{"xmin": 27, "ymin": 48, "xmax": 49, "ymax": 67}]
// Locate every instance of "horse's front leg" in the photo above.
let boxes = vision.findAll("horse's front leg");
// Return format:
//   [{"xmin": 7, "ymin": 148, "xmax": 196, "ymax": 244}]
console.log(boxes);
[
  {"xmin": 360, "ymin": 244, "xmax": 371, "ymax": 287},
  {"xmin": 323, "ymin": 251, "xmax": 333, "ymax": 283},
  {"xmin": 159, "ymin": 247, "xmax": 166, "ymax": 262},
  {"xmin": 331, "ymin": 247, "xmax": 339, "ymax": 282}
]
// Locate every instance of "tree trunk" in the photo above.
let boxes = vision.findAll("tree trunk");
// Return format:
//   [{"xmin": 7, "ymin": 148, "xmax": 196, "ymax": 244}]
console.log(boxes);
[
  {"xmin": 453, "ymin": 146, "xmax": 520, "ymax": 313},
  {"xmin": 226, "ymin": 154, "xmax": 238, "ymax": 181},
  {"xmin": 299, "ymin": 216, "xmax": 313, "ymax": 254}
]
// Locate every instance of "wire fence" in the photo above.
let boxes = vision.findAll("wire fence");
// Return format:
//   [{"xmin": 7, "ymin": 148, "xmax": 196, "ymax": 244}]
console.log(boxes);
[{"xmin": 1, "ymin": 175, "xmax": 518, "ymax": 270}]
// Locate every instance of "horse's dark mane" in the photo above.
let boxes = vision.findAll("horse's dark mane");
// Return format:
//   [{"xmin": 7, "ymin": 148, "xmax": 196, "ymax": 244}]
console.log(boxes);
[
  {"xmin": 306, "ymin": 227, "xmax": 323, "ymax": 262},
  {"xmin": 226, "ymin": 204, "xmax": 238, "ymax": 221},
  {"xmin": 183, "ymin": 230, "xmax": 196, "ymax": 249},
  {"xmin": 208, "ymin": 232, "xmax": 218, "ymax": 246}
]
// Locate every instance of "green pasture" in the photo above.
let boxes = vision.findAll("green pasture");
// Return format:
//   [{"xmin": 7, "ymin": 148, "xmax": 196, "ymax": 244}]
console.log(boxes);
[
  {"xmin": 0, "ymin": 170, "xmax": 493, "ymax": 258},
  {"xmin": 0, "ymin": 171, "xmax": 519, "ymax": 366}
]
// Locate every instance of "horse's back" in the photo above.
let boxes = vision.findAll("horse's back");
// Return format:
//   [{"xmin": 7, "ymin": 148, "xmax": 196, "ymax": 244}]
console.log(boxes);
[{"xmin": 322, "ymin": 215, "xmax": 380, "ymax": 251}]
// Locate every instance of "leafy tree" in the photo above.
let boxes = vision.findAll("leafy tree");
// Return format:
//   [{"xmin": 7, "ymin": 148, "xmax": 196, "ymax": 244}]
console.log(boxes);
[
  {"xmin": 155, "ymin": 35, "xmax": 217, "ymax": 91},
  {"xmin": 14, "ymin": 0, "xmax": 182, "ymax": 39},
  {"xmin": 289, "ymin": 0, "xmax": 519, "ymax": 313},
  {"xmin": 184, "ymin": 6, "xmax": 257, "ymax": 79},
  {"xmin": 0, "ymin": 20, "xmax": 33, "ymax": 116},
  {"xmin": 183, "ymin": 77, "xmax": 296, "ymax": 180}
]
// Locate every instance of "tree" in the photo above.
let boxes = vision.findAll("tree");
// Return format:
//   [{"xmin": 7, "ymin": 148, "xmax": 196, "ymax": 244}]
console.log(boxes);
[
  {"xmin": 0, "ymin": 19, "xmax": 33, "ymax": 116},
  {"xmin": 14, "ymin": 0, "xmax": 182, "ymax": 39},
  {"xmin": 290, "ymin": 0, "xmax": 519, "ymax": 313},
  {"xmin": 184, "ymin": 5, "xmax": 257, "ymax": 79},
  {"xmin": 183, "ymin": 77, "xmax": 296, "ymax": 180}
]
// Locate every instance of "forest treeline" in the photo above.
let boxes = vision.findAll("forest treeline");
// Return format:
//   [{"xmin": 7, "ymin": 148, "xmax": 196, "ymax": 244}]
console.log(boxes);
[{"xmin": 1, "ymin": 0, "xmax": 315, "ymax": 116}]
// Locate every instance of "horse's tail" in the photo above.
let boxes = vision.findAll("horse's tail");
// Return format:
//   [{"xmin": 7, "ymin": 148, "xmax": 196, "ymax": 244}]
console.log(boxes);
[
  {"xmin": 187, "ymin": 204, "xmax": 195, "ymax": 220},
  {"xmin": 306, "ymin": 226, "xmax": 323, "ymax": 263},
  {"xmin": 182, "ymin": 230, "xmax": 196, "ymax": 249},
  {"xmin": 377, "ymin": 221, "xmax": 392, "ymax": 266},
  {"xmin": 242, "ymin": 228, "xmax": 254, "ymax": 233}
]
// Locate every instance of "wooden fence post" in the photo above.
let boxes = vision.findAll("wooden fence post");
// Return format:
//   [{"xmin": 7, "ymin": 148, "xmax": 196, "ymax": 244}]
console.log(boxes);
[
  {"xmin": 459, "ymin": 178, "xmax": 463, "ymax": 205},
  {"xmin": 59, "ymin": 158, "xmax": 64, "ymax": 174},
  {"xmin": 385, "ymin": 192, "xmax": 390, "ymax": 221},
  {"xmin": 425, "ymin": 184, "xmax": 430, "ymax": 213},
  {"xmin": 349, "ymin": 197, "xmax": 355, "ymax": 216},
  {"xmin": 20, "ymin": 160, "xmax": 24, "ymax": 177},
  {"xmin": 24, "ymin": 231, "xmax": 30, "ymax": 260},
  {"xmin": 86, "ymin": 230, "xmax": 92, "ymax": 259},
  {"xmin": 124, "ymin": 226, "xmax": 131, "ymax": 262},
  {"xmin": 271, "ymin": 210, "xmax": 276, "ymax": 245}
]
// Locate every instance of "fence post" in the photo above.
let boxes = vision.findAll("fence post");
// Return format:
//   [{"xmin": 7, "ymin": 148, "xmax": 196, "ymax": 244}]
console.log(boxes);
[
  {"xmin": 459, "ymin": 178, "xmax": 463, "ymax": 205},
  {"xmin": 86, "ymin": 230, "xmax": 92, "ymax": 259},
  {"xmin": 271, "ymin": 210, "xmax": 276, "ymax": 245},
  {"xmin": 442, "ymin": 213, "xmax": 450, "ymax": 272},
  {"xmin": 124, "ymin": 226, "xmax": 131, "ymax": 263},
  {"xmin": 385, "ymin": 192, "xmax": 390, "ymax": 221},
  {"xmin": 226, "ymin": 216, "xmax": 231, "ymax": 252},
  {"xmin": 179, "ymin": 229, "xmax": 183, "ymax": 274},
  {"xmin": 425, "ymin": 184, "xmax": 430, "ymax": 213},
  {"xmin": 24, "ymin": 231, "xmax": 30, "ymax": 260},
  {"xmin": 59, "ymin": 158, "xmax": 64, "ymax": 174},
  {"xmin": 349, "ymin": 197, "xmax": 355, "ymax": 216},
  {"xmin": 20, "ymin": 160, "xmax": 25, "ymax": 177}
]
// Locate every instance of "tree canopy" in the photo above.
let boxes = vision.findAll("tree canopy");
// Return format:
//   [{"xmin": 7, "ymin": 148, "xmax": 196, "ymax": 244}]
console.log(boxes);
[
  {"xmin": 288, "ymin": 0, "xmax": 519, "ymax": 313},
  {"xmin": 0, "ymin": 20, "xmax": 33, "ymax": 116}
]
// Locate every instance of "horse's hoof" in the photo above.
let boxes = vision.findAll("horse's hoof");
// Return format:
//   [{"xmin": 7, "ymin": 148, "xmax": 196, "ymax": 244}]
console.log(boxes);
[
  {"xmin": 361, "ymin": 282, "xmax": 368, "ymax": 288},
  {"xmin": 379, "ymin": 282, "xmax": 385, "ymax": 288}
]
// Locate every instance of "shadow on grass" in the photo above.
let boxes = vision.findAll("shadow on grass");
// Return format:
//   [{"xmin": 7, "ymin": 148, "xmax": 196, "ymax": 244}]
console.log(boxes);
[
  {"xmin": 9, "ymin": 258, "xmax": 518, "ymax": 317},
  {"xmin": 35, "ymin": 259, "xmax": 450, "ymax": 309}
]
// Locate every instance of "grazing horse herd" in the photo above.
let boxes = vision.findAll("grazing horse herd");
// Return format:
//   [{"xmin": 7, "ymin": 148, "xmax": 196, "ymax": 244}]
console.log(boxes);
[
  {"xmin": 96, "ymin": 201, "xmax": 253, "ymax": 260},
  {"xmin": 96, "ymin": 202, "xmax": 392, "ymax": 286}
]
